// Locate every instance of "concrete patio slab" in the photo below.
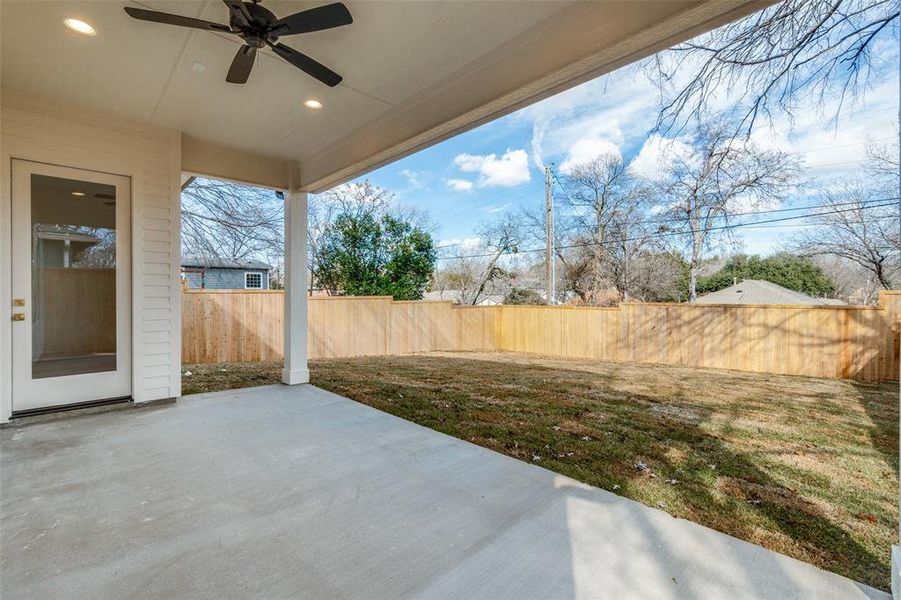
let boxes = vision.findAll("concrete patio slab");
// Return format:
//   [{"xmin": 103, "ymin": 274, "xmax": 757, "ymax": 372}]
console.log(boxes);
[{"xmin": 1, "ymin": 384, "xmax": 888, "ymax": 599}]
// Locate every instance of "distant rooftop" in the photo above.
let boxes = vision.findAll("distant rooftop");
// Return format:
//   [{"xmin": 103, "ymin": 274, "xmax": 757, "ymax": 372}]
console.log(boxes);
[
  {"xmin": 181, "ymin": 256, "xmax": 270, "ymax": 270},
  {"xmin": 693, "ymin": 280, "xmax": 844, "ymax": 306},
  {"xmin": 34, "ymin": 225, "xmax": 101, "ymax": 245},
  {"xmin": 423, "ymin": 290, "xmax": 505, "ymax": 305}
]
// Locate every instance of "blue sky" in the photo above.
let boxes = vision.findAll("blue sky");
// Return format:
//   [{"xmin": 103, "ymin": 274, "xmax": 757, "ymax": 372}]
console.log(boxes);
[{"xmin": 348, "ymin": 37, "xmax": 899, "ymax": 259}]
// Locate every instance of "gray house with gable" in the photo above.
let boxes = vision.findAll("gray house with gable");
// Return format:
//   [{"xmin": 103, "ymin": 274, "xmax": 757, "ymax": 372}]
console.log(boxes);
[{"xmin": 181, "ymin": 256, "xmax": 271, "ymax": 290}]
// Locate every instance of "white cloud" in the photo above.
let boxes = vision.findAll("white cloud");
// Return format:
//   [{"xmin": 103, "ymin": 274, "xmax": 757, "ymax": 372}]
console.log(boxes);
[
  {"xmin": 485, "ymin": 203, "xmax": 511, "ymax": 214},
  {"xmin": 558, "ymin": 137, "xmax": 622, "ymax": 174},
  {"xmin": 531, "ymin": 116, "xmax": 549, "ymax": 170},
  {"xmin": 628, "ymin": 134, "xmax": 697, "ymax": 180},
  {"xmin": 522, "ymin": 65, "xmax": 657, "ymax": 170},
  {"xmin": 453, "ymin": 149, "xmax": 531, "ymax": 187},
  {"xmin": 444, "ymin": 178, "xmax": 474, "ymax": 192},
  {"xmin": 438, "ymin": 237, "xmax": 481, "ymax": 250},
  {"xmin": 399, "ymin": 169, "xmax": 424, "ymax": 188}
]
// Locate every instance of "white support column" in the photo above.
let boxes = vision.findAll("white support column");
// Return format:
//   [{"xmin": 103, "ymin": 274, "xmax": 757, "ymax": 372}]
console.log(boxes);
[{"xmin": 282, "ymin": 189, "xmax": 309, "ymax": 385}]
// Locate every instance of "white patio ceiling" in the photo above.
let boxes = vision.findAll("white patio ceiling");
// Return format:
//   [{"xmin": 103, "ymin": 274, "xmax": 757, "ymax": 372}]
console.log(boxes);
[{"xmin": 1, "ymin": 1, "xmax": 766, "ymax": 191}]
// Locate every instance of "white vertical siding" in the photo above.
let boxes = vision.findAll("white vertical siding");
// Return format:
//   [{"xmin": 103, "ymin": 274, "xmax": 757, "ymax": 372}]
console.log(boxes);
[{"xmin": 0, "ymin": 91, "xmax": 182, "ymax": 418}]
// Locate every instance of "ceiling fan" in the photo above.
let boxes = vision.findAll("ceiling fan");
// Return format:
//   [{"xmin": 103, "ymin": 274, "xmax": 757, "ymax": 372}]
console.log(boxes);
[{"xmin": 124, "ymin": 1, "xmax": 351, "ymax": 86}]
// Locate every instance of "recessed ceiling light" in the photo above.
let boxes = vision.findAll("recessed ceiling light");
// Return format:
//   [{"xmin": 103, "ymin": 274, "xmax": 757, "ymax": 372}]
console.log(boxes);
[
  {"xmin": 64, "ymin": 18, "xmax": 96, "ymax": 36},
  {"xmin": 304, "ymin": 99, "xmax": 323, "ymax": 109},
  {"xmin": 71, "ymin": 191, "xmax": 85, "ymax": 196}
]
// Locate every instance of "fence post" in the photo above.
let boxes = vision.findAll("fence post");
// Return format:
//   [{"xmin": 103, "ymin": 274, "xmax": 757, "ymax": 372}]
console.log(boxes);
[{"xmin": 879, "ymin": 291, "xmax": 901, "ymax": 381}]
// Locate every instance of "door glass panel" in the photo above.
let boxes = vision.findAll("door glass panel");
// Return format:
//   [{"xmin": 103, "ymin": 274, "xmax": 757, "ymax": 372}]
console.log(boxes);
[{"xmin": 30, "ymin": 174, "xmax": 117, "ymax": 379}]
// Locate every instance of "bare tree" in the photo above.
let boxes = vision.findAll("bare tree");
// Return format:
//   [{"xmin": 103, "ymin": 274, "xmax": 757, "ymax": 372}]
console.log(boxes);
[
  {"xmin": 560, "ymin": 154, "xmax": 650, "ymax": 303},
  {"xmin": 795, "ymin": 184, "xmax": 899, "ymax": 290},
  {"xmin": 553, "ymin": 245, "xmax": 595, "ymax": 304},
  {"xmin": 430, "ymin": 261, "xmax": 480, "ymax": 304},
  {"xmin": 518, "ymin": 206, "xmax": 572, "ymax": 303},
  {"xmin": 76, "ymin": 228, "xmax": 117, "ymax": 268},
  {"xmin": 518, "ymin": 157, "xmax": 664, "ymax": 304},
  {"xmin": 433, "ymin": 214, "xmax": 523, "ymax": 305},
  {"xmin": 812, "ymin": 254, "xmax": 884, "ymax": 304},
  {"xmin": 604, "ymin": 184, "xmax": 656, "ymax": 301},
  {"xmin": 656, "ymin": 119, "xmax": 799, "ymax": 301},
  {"xmin": 627, "ymin": 250, "xmax": 686, "ymax": 302},
  {"xmin": 794, "ymin": 138, "xmax": 899, "ymax": 297},
  {"xmin": 181, "ymin": 178, "xmax": 283, "ymax": 264},
  {"xmin": 313, "ymin": 180, "xmax": 392, "ymax": 221},
  {"xmin": 865, "ymin": 133, "xmax": 901, "ymax": 180},
  {"xmin": 652, "ymin": 0, "xmax": 899, "ymax": 138},
  {"xmin": 307, "ymin": 194, "xmax": 340, "ymax": 290}
]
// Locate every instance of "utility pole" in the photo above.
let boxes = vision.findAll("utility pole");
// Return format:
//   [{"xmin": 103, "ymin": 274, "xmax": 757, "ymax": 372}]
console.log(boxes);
[{"xmin": 544, "ymin": 166, "xmax": 555, "ymax": 305}]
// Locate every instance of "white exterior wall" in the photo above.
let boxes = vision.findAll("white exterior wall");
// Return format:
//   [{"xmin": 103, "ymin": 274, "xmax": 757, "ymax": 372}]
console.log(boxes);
[{"xmin": 0, "ymin": 91, "xmax": 182, "ymax": 421}]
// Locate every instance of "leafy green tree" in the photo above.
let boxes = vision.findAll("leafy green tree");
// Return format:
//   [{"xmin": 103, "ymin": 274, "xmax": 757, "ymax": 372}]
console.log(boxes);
[
  {"xmin": 684, "ymin": 253, "xmax": 837, "ymax": 297},
  {"xmin": 317, "ymin": 213, "xmax": 436, "ymax": 300}
]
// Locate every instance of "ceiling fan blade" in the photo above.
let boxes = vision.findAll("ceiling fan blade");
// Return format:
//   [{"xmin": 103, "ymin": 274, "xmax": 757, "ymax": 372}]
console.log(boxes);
[
  {"xmin": 222, "ymin": 0, "xmax": 252, "ymax": 28},
  {"xmin": 270, "ymin": 2, "xmax": 353, "ymax": 35},
  {"xmin": 268, "ymin": 42, "xmax": 342, "ymax": 87},
  {"xmin": 124, "ymin": 7, "xmax": 231, "ymax": 32},
  {"xmin": 226, "ymin": 45, "xmax": 257, "ymax": 84}
]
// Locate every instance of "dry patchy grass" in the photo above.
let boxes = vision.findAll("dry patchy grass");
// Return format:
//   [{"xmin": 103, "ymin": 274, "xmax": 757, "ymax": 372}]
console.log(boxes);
[{"xmin": 182, "ymin": 352, "xmax": 898, "ymax": 590}]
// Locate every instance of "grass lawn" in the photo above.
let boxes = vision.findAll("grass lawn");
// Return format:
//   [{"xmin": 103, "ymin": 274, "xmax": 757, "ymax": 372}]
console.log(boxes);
[{"xmin": 181, "ymin": 352, "xmax": 899, "ymax": 590}]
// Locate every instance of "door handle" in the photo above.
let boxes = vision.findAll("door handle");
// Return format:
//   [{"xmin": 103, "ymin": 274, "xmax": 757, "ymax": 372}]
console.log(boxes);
[{"xmin": 12, "ymin": 313, "xmax": 25, "ymax": 321}]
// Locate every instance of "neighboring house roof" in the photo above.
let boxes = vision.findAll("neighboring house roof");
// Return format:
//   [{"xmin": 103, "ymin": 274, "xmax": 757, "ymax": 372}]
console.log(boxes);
[
  {"xmin": 475, "ymin": 295, "xmax": 505, "ymax": 306},
  {"xmin": 424, "ymin": 290, "xmax": 464, "ymax": 303},
  {"xmin": 181, "ymin": 256, "xmax": 270, "ymax": 270},
  {"xmin": 423, "ymin": 290, "xmax": 505, "ymax": 305},
  {"xmin": 693, "ymin": 280, "xmax": 844, "ymax": 305},
  {"xmin": 34, "ymin": 224, "xmax": 101, "ymax": 245}
]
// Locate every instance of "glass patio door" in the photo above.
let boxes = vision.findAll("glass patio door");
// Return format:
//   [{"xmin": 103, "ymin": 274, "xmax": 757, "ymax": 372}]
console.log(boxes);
[{"xmin": 10, "ymin": 160, "xmax": 131, "ymax": 412}]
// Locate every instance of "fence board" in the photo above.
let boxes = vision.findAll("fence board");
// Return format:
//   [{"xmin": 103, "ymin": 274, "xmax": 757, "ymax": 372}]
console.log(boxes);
[{"xmin": 182, "ymin": 290, "xmax": 901, "ymax": 382}]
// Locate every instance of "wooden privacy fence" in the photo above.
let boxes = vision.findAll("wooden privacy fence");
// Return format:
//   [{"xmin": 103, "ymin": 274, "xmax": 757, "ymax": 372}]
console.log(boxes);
[
  {"xmin": 182, "ymin": 290, "xmax": 901, "ymax": 382},
  {"xmin": 37, "ymin": 267, "xmax": 117, "ymax": 356},
  {"xmin": 181, "ymin": 292, "xmax": 498, "ymax": 364}
]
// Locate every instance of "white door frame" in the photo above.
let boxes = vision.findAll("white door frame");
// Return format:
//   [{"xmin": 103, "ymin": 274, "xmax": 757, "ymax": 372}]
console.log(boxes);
[{"xmin": 10, "ymin": 160, "xmax": 132, "ymax": 412}]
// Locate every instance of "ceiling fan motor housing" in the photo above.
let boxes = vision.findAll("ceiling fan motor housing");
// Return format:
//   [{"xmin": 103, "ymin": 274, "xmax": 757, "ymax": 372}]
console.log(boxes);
[{"xmin": 234, "ymin": 2, "xmax": 279, "ymax": 47}]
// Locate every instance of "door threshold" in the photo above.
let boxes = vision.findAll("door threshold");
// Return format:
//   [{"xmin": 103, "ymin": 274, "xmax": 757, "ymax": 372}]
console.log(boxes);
[{"xmin": 11, "ymin": 396, "xmax": 132, "ymax": 419}]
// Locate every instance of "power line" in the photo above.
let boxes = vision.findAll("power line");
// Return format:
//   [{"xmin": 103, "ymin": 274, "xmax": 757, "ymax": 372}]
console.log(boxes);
[
  {"xmin": 435, "ymin": 200, "xmax": 897, "ymax": 261},
  {"xmin": 549, "ymin": 160, "xmax": 894, "ymax": 224},
  {"xmin": 638, "ymin": 196, "xmax": 891, "ymax": 226},
  {"xmin": 738, "ymin": 218, "xmax": 899, "ymax": 230},
  {"xmin": 433, "ymin": 195, "xmax": 897, "ymax": 250}
]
